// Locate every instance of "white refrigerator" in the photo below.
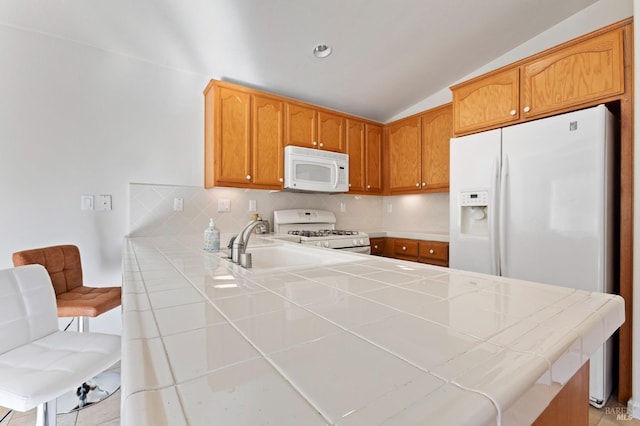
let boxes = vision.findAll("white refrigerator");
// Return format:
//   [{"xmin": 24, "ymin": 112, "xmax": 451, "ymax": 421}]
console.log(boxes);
[{"xmin": 449, "ymin": 104, "xmax": 615, "ymax": 407}]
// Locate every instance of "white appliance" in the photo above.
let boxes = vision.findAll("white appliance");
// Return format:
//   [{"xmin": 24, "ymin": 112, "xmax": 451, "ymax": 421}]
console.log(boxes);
[
  {"xmin": 273, "ymin": 209, "xmax": 370, "ymax": 254},
  {"xmin": 284, "ymin": 146, "xmax": 349, "ymax": 192},
  {"xmin": 449, "ymin": 104, "xmax": 616, "ymax": 407}
]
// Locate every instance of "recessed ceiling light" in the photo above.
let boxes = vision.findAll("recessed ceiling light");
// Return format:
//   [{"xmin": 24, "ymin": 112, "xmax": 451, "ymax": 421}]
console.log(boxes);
[{"xmin": 313, "ymin": 44, "xmax": 332, "ymax": 58}]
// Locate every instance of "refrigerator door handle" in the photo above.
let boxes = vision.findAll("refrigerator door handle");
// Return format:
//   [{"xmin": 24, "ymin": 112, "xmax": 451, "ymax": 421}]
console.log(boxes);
[
  {"xmin": 499, "ymin": 155, "xmax": 509, "ymax": 276},
  {"xmin": 489, "ymin": 156, "xmax": 500, "ymax": 275}
]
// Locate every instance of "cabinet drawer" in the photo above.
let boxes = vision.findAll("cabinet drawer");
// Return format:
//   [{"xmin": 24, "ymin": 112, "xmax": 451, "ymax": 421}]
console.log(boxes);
[
  {"xmin": 393, "ymin": 239, "xmax": 418, "ymax": 259},
  {"xmin": 370, "ymin": 238, "xmax": 386, "ymax": 256},
  {"xmin": 418, "ymin": 241, "xmax": 449, "ymax": 263}
]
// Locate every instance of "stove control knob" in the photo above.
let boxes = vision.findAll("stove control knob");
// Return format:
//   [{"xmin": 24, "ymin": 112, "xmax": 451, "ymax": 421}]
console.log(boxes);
[
  {"xmin": 323, "ymin": 241, "xmax": 330, "ymax": 248},
  {"xmin": 316, "ymin": 242, "xmax": 322, "ymax": 247},
  {"xmin": 352, "ymin": 239, "xmax": 358, "ymax": 246},
  {"xmin": 359, "ymin": 239, "xmax": 365, "ymax": 245}
]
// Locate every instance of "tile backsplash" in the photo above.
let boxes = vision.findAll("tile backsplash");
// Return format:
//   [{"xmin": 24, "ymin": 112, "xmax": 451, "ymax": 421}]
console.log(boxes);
[{"xmin": 128, "ymin": 183, "xmax": 449, "ymax": 237}]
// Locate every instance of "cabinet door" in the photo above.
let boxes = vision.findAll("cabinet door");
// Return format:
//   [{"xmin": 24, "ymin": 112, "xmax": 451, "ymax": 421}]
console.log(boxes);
[
  {"xmin": 252, "ymin": 94, "xmax": 284, "ymax": 189},
  {"xmin": 215, "ymin": 86, "xmax": 252, "ymax": 186},
  {"xmin": 421, "ymin": 104, "xmax": 452, "ymax": 191},
  {"xmin": 521, "ymin": 28, "xmax": 624, "ymax": 119},
  {"xmin": 387, "ymin": 116, "xmax": 422, "ymax": 193},
  {"xmin": 318, "ymin": 111, "xmax": 346, "ymax": 152},
  {"xmin": 365, "ymin": 124, "xmax": 383, "ymax": 193},
  {"xmin": 370, "ymin": 238, "xmax": 386, "ymax": 256},
  {"xmin": 452, "ymin": 67, "xmax": 520, "ymax": 135},
  {"xmin": 285, "ymin": 103, "xmax": 316, "ymax": 148},
  {"xmin": 347, "ymin": 119, "xmax": 366, "ymax": 193}
]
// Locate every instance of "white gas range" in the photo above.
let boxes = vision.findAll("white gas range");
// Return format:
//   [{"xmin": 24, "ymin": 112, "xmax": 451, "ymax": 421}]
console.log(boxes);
[{"xmin": 273, "ymin": 209, "xmax": 371, "ymax": 254}]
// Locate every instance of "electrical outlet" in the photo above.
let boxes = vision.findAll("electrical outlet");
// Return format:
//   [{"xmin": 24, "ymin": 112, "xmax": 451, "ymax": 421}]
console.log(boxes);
[
  {"xmin": 386, "ymin": 203, "xmax": 393, "ymax": 213},
  {"xmin": 340, "ymin": 202, "xmax": 346, "ymax": 213},
  {"xmin": 249, "ymin": 200, "xmax": 257, "ymax": 212},
  {"xmin": 173, "ymin": 198, "xmax": 184, "ymax": 211},
  {"xmin": 96, "ymin": 195, "xmax": 112, "ymax": 211},
  {"xmin": 218, "ymin": 199, "xmax": 231, "ymax": 212}
]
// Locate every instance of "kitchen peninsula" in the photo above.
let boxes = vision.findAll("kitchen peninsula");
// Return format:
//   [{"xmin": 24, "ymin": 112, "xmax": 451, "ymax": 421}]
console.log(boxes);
[{"xmin": 121, "ymin": 235, "xmax": 624, "ymax": 425}]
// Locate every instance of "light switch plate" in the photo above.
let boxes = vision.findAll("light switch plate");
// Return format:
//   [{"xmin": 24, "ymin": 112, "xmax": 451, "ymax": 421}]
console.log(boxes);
[
  {"xmin": 249, "ymin": 200, "xmax": 257, "ymax": 212},
  {"xmin": 81, "ymin": 195, "xmax": 94, "ymax": 211}
]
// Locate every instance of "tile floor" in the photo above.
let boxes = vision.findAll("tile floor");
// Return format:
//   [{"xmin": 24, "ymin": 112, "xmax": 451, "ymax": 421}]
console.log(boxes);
[
  {"xmin": 1, "ymin": 371, "xmax": 639, "ymax": 426},
  {"xmin": 0, "ymin": 363, "xmax": 120, "ymax": 426},
  {"xmin": 589, "ymin": 396, "xmax": 640, "ymax": 426}
]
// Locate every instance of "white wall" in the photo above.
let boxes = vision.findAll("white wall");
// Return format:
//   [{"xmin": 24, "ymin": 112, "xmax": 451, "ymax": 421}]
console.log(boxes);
[{"xmin": 0, "ymin": 24, "xmax": 209, "ymax": 333}]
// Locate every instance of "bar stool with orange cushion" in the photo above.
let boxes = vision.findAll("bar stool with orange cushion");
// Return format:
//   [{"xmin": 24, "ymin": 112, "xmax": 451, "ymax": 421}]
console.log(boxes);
[
  {"xmin": 12, "ymin": 244, "xmax": 121, "ymax": 333},
  {"xmin": 11, "ymin": 244, "xmax": 121, "ymax": 412}
]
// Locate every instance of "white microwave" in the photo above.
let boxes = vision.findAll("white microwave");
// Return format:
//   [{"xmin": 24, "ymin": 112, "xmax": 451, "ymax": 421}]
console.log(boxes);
[{"xmin": 284, "ymin": 146, "xmax": 349, "ymax": 192}]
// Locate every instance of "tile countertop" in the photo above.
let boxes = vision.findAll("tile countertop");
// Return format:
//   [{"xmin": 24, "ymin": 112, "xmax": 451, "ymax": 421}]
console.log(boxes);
[{"xmin": 121, "ymin": 235, "xmax": 624, "ymax": 426}]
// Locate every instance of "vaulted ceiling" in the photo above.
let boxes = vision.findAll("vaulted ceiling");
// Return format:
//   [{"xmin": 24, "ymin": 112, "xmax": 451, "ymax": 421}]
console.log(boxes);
[{"xmin": 0, "ymin": 0, "xmax": 601, "ymax": 122}]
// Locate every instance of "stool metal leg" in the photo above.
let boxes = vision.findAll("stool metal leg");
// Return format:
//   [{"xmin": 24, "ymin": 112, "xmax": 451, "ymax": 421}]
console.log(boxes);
[
  {"xmin": 77, "ymin": 317, "xmax": 89, "ymax": 333},
  {"xmin": 36, "ymin": 399, "xmax": 56, "ymax": 426}
]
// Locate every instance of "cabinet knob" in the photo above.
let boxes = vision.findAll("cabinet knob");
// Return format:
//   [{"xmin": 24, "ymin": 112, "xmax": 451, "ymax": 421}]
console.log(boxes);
[
  {"xmin": 402, "ymin": 246, "xmax": 407, "ymax": 251},
  {"xmin": 429, "ymin": 249, "xmax": 434, "ymax": 254},
  {"xmin": 422, "ymin": 182, "xmax": 426, "ymax": 187},
  {"xmin": 349, "ymin": 183, "xmax": 352, "ymax": 187},
  {"xmin": 312, "ymin": 141, "xmax": 318, "ymax": 146},
  {"xmin": 279, "ymin": 177, "xmax": 283, "ymax": 182},
  {"xmin": 523, "ymin": 106, "xmax": 531, "ymax": 113},
  {"xmin": 415, "ymin": 183, "xmax": 420, "ymax": 187},
  {"xmin": 374, "ymin": 244, "xmax": 379, "ymax": 249},
  {"xmin": 246, "ymin": 175, "xmax": 251, "ymax": 180},
  {"xmin": 510, "ymin": 109, "xmax": 516, "ymax": 116},
  {"xmin": 367, "ymin": 184, "xmax": 371, "ymax": 189},
  {"xmin": 319, "ymin": 142, "xmax": 324, "ymax": 148}
]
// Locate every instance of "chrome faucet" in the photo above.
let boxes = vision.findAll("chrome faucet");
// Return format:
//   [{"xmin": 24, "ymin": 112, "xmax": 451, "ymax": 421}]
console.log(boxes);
[{"xmin": 231, "ymin": 220, "xmax": 266, "ymax": 265}]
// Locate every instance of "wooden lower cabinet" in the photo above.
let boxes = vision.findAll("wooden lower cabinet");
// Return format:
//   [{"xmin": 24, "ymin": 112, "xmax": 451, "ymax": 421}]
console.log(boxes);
[
  {"xmin": 370, "ymin": 238, "xmax": 385, "ymax": 256},
  {"xmin": 371, "ymin": 237, "xmax": 449, "ymax": 267},
  {"xmin": 532, "ymin": 361, "xmax": 589, "ymax": 425},
  {"xmin": 392, "ymin": 239, "xmax": 419, "ymax": 261},
  {"xmin": 418, "ymin": 241, "xmax": 449, "ymax": 267}
]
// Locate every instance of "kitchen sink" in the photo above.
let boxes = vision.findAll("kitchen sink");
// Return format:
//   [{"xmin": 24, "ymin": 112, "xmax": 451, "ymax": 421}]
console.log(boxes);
[{"xmin": 244, "ymin": 244, "xmax": 360, "ymax": 271}]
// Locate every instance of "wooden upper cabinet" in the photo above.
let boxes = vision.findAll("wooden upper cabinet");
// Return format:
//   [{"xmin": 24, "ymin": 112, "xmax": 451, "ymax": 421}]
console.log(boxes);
[
  {"xmin": 521, "ymin": 28, "xmax": 624, "ymax": 119},
  {"xmin": 348, "ymin": 121, "xmax": 383, "ymax": 194},
  {"xmin": 452, "ymin": 67, "xmax": 520, "ymax": 135},
  {"xmin": 252, "ymin": 94, "xmax": 284, "ymax": 188},
  {"xmin": 451, "ymin": 23, "xmax": 627, "ymax": 135},
  {"xmin": 365, "ymin": 124, "xmax": 383, "ymax": 193},
  {"xmin": 285, "ymin": 103, "xmax": 317, "ymax": 149},
  {"xmin": 214, "ymin": 86, "xmax": 252, "ymax": 186},
  {"xmin": 347, "ymin": 119, "xmax": 365, "ymax": 192},
  {"xmin": 285, "ymin": 103, "xmax": 346, "ymax": 153},
  {"xmin": 421, "ymin": 104, "xmax": 452, "ymax": 191},
  {"xmin": 385, "ymin": 105, "xmax": 451, "ymax": 195},
  {"xmin": 205, "ymin": 81, "xmax": 283, "ymax": 190},
  {"xmin": 317, "ymin": 111, "xmax": 346, "ymax": 152},
  {"xmin": 386, "ymin": 116, "xmax": 422, "ymax": 193}
]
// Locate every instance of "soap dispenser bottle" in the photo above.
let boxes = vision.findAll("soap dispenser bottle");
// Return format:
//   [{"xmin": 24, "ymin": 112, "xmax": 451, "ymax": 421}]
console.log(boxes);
[{"xmin": 204, "ymin": 218, "xmax": 220, "ymax": 251}]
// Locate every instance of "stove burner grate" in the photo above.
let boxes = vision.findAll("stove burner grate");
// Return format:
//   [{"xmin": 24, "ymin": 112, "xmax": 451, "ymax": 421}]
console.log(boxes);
[{"xmin": 287, "ymin": 229, "xmax": 360, "ymax": 238}]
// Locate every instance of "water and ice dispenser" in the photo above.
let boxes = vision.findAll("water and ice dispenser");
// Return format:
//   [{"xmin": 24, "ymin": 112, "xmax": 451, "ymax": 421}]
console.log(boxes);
[{"xmin": 459, "ymin": 190, "xmax": 489, "ymax": 236}]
